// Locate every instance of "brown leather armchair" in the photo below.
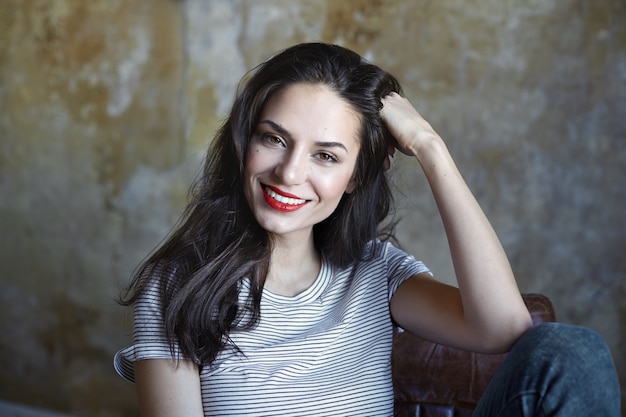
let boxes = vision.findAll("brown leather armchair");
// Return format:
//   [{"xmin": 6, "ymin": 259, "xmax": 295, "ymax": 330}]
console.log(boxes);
[{"xmin": 392, "ymin": 294, "xmax": 556, "ymax": 416}]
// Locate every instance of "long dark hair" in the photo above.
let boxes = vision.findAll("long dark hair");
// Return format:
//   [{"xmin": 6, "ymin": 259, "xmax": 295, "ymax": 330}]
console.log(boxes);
[{"xmin": 120, "ymin": 43, "xmax": 402, "ymax": 366}]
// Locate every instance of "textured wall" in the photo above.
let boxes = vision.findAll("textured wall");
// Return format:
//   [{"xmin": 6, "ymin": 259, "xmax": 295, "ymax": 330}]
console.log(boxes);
[{"xmin": 1, "ymin": 0, "xmax": 624, "ymax": 415}]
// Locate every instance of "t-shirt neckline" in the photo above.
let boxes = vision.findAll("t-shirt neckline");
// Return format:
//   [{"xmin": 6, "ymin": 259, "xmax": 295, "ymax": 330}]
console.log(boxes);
[{"xmin": 262, "ymin": 254, "xmax": 332, "ymax": 305}]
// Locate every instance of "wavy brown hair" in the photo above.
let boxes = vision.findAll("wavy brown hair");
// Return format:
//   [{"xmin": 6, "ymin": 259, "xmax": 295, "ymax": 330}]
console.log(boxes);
[{"xmin": 120, "ymin": 42, "xmax": 402, "ymax": 366}]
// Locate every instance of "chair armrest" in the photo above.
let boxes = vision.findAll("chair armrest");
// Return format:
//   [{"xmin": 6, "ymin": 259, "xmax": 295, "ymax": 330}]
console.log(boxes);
[{"xmin": 392, "ymin": 293, "xmax": 556, "ymax": 415}]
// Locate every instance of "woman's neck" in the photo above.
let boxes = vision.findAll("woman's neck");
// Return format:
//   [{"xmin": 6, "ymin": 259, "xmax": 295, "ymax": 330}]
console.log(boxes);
[{"xmin": 265, "ymin": 232, "xmax": 321, "ymax": 297}]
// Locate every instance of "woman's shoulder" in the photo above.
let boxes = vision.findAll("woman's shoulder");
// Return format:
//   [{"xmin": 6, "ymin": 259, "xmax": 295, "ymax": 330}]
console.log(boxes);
[
  {"xmin": 363, "ymin": 238, "xmax": 407, "ymax": 259},
  {"xmin": 362, "ymin": 239, "xmax": 430, "ymax": 274}
]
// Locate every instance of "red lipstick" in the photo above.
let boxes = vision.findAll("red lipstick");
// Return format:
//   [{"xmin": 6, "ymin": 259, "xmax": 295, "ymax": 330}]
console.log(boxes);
[{"xmin": 262, "ymin": 185, "xmax": 308, "ymax": 212}]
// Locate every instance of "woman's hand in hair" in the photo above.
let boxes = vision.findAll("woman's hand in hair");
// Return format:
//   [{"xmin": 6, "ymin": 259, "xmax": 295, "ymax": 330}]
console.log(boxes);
[{"xmin": 379, "ymin": 92, "xmax": 442, "ymax": 158}]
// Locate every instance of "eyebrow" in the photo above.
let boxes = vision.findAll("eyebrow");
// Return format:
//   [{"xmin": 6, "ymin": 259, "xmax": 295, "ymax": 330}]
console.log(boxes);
[{"xmin": 258, "ymin": 119, "xmax": 349, "ymax": 152}]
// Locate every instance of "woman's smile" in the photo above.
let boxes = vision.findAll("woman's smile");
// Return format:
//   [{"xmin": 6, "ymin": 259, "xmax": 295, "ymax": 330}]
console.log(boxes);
[{"xmin": 262, "ymin": 184, "xmax": 308, "ymax": 212}]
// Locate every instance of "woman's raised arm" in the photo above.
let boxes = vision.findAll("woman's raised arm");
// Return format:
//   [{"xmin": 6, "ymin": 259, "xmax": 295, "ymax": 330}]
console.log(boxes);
[{"xmin": 383, "ymin": 93, "xmax": 533, "ymax": 353}]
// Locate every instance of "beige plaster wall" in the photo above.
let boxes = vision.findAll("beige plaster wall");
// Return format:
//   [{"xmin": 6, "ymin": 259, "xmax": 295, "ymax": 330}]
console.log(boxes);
[{"xmin": 1, "ymin": 1, "xmax": 624, "ymax": 415}]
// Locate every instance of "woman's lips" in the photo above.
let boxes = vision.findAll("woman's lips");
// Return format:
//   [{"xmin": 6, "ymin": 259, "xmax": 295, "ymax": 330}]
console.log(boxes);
[{"xmin": 262, "ymin": 185, "xmax": 308, "ymax": 212}]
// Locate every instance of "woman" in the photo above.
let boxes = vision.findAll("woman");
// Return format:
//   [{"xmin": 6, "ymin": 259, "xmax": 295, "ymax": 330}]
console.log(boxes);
[{"xmin": 115, "ymin": 43, "xmax": 619, "ymax": 416}]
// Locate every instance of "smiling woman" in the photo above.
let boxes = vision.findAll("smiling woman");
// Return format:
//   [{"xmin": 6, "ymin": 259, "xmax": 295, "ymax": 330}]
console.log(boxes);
[{"xmin": 113, "ymin": 43, "xmax": 620, "ymax": 417}]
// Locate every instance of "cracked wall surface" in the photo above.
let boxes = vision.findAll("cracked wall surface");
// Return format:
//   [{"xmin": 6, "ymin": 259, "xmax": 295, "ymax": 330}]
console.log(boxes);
[{"xmin": 1, "ymin": 0, "xmax": 624, "ymax": 415}]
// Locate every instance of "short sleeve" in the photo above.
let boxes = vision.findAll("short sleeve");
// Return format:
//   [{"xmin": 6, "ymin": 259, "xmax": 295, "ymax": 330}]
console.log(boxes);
[
  {"xmin": 113, "ymin": 283, "xmax": 183, "ymax": 383},
  {"xmin": 383, "ymin": 241, "xmax": 431, "ymax": 302}
]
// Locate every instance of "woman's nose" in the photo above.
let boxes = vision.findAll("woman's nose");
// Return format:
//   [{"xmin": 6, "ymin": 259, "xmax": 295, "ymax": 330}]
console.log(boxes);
[{"xmin": 274, "ymin": 151, "xmax": 307, "ymax": 185}]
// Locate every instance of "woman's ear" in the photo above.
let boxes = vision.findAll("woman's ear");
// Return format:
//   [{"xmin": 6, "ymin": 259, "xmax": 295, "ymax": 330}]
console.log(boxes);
[{"xmin": 345, "ymin": 172, "xmax": 358, "ymax": 194}]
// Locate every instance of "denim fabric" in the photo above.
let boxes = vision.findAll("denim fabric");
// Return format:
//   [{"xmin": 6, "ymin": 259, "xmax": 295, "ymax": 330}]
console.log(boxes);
[{"xmin": 473, "ymin": 323, "xmax": 620, "ymax": 417}]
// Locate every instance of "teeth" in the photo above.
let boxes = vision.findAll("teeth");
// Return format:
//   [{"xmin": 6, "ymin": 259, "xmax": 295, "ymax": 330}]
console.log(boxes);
[{"xmin": 265, "ymin": 187, "xmax": 306, "ymax": 205}]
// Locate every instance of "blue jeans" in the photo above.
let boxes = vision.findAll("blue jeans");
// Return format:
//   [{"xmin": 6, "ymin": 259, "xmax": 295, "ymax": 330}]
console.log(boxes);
[{"xmin": 472, "ymin": 323, "xmax": 620, "ymax": 416}]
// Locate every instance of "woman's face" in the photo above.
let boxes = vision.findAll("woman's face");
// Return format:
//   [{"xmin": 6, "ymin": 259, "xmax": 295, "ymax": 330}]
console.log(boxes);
[{"xmin": 244, "ymin": 83, "xmax": 362, "ymax": 241}]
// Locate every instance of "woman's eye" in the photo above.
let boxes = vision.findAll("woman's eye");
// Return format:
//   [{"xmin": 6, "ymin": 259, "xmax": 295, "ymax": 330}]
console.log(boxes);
[
  {"xmin": 261, "ymin": 133, "xmax": 283, "ymax": 145},
  {"xmin": 317, "ymin": 152, "xmax": 338, "ymax": 163}
]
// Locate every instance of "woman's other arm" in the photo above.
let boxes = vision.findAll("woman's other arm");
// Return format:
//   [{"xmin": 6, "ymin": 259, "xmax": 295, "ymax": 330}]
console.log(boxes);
[{"xmin": 134, "ymin": 359, "xmax": 204, "ymax": 417}]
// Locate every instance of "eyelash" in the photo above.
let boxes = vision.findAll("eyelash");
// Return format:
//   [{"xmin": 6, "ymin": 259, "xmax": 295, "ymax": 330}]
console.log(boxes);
[{"xmin": 259, "ymin": 133, "xmax": 339, "ymax": 163}]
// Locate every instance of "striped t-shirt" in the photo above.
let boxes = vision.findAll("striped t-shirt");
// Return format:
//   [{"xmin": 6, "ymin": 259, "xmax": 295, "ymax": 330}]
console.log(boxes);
[{"xmin": 114, "ymin": 240, "xmax": 429, "ymax": 416}]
